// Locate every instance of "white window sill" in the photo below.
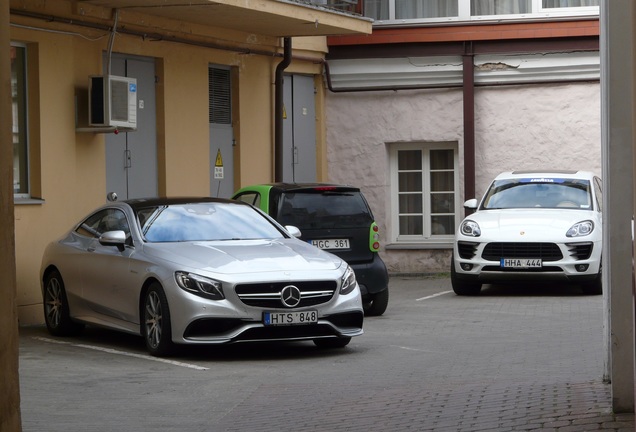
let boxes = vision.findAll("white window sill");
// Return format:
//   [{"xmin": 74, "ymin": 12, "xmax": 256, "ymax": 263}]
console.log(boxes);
[{"xmin": 14, "ymin": 197, "xmax": 45, "ymax": 205}]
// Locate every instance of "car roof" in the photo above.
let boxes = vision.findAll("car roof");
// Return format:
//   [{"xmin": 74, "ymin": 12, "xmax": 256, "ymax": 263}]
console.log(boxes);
[
  {"xmin": 495, "ymin": 170, "xmax": 598, "ymax": 180},
  {"xmin": 245, "ymin": 183, "xmax": 360, "ymax": 193}
]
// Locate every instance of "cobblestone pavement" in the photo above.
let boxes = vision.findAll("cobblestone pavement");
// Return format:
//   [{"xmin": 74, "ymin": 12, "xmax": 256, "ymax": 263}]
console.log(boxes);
[{"xmin": 19, "ymin": 275, "xmax": 635, "ymax": 431}]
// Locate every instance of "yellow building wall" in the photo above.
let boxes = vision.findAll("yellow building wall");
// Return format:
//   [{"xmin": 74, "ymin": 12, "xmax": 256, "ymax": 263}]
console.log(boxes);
[{"xmin": 10, "ymin": 6, "xmax": 328, "ymax": 325}]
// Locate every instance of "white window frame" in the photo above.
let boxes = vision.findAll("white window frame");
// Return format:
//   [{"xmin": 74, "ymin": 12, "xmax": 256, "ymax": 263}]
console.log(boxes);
[
  {"xmin": 389, "ymin": 141, "xmax": 460, "ymax": 245},
  {"xmin": 368, "ymin": 0, "xmax": 599, "ymax": 26}
]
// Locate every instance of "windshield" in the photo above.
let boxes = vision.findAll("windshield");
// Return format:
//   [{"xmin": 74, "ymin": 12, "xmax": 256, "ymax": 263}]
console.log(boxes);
[
  {"xmin": 137, "ymin": 203, "xmax": 286, "ymax": 242},
  {"xmin": 481, "ymin": 178, "xmax": 593, "ymax": 210},
  {"xmin": 277, "ymin": 191, "xmax": 373, "ymax": 229}
]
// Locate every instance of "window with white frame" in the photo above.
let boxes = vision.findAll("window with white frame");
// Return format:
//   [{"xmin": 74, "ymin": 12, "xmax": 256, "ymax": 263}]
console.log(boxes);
[
  {"xmin": 365, "ymin": 0, "xmax": 599, "ymax": 24},
  {"xmin": 390, "ymin": 142, "xmax": 459, "ymax": 243},
  {"xmin": 11, "ymin": 43, "xmax": 29, "ymax": 198}
]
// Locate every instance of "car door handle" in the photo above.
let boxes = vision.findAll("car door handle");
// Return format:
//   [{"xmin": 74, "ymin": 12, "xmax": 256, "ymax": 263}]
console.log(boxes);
[{"xmin": 87, "ymin": 247, "xmax": 96, "ymax": 252}]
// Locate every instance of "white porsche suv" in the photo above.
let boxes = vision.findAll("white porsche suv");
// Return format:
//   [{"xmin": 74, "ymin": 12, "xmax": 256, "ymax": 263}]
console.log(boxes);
[{"xmin": 451, "ymin": 170, "xmax": 603, "ymax": 296}]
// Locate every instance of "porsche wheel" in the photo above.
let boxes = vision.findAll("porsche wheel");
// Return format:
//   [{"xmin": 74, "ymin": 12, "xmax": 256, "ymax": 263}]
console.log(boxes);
[{"xmin": 450, "ymin": 261, "xmax": 482, "ymax": 296}]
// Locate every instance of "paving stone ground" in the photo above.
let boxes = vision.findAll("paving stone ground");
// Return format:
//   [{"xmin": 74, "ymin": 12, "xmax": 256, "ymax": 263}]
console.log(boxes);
[{"xmin": 18, "ymin": 275, "xmax": 636, "ymax": 431}]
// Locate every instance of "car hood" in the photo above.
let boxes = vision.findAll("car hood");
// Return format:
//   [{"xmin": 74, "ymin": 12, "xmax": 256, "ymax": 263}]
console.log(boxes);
[
  {"xmin": 468, "ymin": 209, "xmax": 600, "ymax": 241},
  {"xmin": 142, "ymin": 238, "xmax": 342, "ymax": 274}
]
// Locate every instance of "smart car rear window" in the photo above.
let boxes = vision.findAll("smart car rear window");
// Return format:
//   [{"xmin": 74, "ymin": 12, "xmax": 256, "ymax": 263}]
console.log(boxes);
[{"xmin": 277, "ymin": 191, "xmax": 373, "ymax": 229}]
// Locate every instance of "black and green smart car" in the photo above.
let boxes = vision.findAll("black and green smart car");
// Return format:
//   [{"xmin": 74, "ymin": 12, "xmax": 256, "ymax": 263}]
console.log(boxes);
[{"xmin": 232, "ymin": 183, "xmax": 389, "ymax": 316}]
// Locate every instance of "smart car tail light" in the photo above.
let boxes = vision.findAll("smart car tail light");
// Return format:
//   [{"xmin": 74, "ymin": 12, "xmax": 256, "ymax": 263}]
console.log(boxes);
[{"xmin": 369, "ymin": 222, "xmax": 380, "ymax": 252}]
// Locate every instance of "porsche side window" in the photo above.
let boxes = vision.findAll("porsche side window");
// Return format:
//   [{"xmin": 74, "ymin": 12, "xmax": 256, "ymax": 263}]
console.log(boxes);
[
  {"xmin": 594, "ymin": 177, "xmax": 603, "ymax": 212},
  {"xmin": 76, "ymin": 209, "xmax": 130, "ymax": 238}
]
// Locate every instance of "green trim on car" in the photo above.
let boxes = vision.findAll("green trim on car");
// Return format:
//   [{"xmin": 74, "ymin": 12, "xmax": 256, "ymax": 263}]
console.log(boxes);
[
  {"xmin": 232, "ymin": 185, "xmax": 273, "ymax": 213},
  {"xmin": 369, "ymin": 221, "xmax": 380, "ymax": 252}
]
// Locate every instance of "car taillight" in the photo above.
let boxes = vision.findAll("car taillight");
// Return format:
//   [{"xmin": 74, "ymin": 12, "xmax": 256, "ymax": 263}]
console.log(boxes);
[{"xmin": 370, "ymin": 223, "xmax": 380, "ymax": 252}]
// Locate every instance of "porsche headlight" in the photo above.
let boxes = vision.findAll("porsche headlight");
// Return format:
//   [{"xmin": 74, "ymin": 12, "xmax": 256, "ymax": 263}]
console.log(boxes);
[
  {"xmin": 566, "ymin": 220, "xmax": 594, "ymax": 237},
  {"xmin": 340, "ymin": 265, "xmax": 357, "ymax": 295},
  {"xmin": 175, "ymin": 271, "xmax": 224, "ymax": 300},
  {"xmin": 460, "ymin": 220, "xmax": 481, "ymax": 237}
]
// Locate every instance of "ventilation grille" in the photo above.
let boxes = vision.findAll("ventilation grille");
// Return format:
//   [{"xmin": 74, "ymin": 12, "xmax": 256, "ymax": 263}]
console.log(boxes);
[
  {"xmin": 482, "ymin": 242, "xmax": 563, "ymax": 261},
  {"xmin": 209, "ymin": 67, "xmax": 231, "ymax": 124}
]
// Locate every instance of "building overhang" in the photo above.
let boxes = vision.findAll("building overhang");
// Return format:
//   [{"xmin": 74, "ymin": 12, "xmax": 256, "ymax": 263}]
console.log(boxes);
[{"xmin": 74, "ymin": 0, "xmax": 372, "ymax": 37}]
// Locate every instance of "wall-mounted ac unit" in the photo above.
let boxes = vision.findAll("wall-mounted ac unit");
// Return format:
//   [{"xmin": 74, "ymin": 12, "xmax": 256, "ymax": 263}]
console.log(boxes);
[{"xmin": 89, "ymin": 75, "xmax": 137, "ymax": 130}]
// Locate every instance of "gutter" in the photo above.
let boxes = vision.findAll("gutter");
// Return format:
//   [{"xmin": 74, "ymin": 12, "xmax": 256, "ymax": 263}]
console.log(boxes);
[{"xmin": 274, "ymin": 37, "xmax": 292, "ymax": 182}]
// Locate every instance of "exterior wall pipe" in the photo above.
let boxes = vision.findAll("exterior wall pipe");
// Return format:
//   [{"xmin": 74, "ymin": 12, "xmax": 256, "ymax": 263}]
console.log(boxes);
[
  {"xmin": 274, "ymin": 37, "xmax": 292, "ymax": 182},
  {"xmin": 463, "ymin": 43, "xmax": 476, "ymax": 213}
]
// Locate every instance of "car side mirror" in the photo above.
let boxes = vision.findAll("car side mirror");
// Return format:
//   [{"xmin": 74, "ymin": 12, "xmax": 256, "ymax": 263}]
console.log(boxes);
[
  {"xmin": 285, "ymin": 225, "xmax": 302, "ymax": 238},
  {"xmin": 99, "ymin": 230, "xmax": 127, "ymax": 251},
  {"xmin": 463, "ymin": 199, "xmax": 478, "ymax": 209}
]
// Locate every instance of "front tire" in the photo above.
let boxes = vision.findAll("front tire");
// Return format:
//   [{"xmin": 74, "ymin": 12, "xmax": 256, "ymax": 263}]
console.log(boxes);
[
  {"xmin": 143, "ymin": 283, "xmax": 175, "ymax": 357},
  {"xmin": 580, "ymin": 274, "xmax": 602, "ymax": 295},
  {"xmin": 363, "ymin": 288, "xmax": 389, "ymax": 316},
  {"xmin": 450, "ymin": 261, "xmax": 482, "ymax": 296},
  {"xmin": 43, "ymin": 270, "xmax": 84, "ymax": 336},
  {"xmin": 314, "ymin": 337, "xmax": 351, "ymax": 348}
]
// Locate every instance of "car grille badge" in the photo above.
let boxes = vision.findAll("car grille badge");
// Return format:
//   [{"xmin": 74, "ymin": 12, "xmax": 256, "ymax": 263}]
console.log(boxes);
[{"xmin": 280, "ymin": 285, "xmax": 301, "ymax": 308}]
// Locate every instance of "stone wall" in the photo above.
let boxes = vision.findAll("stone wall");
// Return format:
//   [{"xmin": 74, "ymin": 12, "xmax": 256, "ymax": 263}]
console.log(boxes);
[{"xmin": 326, "ymin": 82, "xmax": 601, "ymax": 274}]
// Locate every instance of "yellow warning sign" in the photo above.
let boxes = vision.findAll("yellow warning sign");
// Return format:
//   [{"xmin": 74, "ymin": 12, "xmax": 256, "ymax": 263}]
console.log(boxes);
[{"xmin": 215, "ymin": 149, "xmax": 223, "ymax": 167}]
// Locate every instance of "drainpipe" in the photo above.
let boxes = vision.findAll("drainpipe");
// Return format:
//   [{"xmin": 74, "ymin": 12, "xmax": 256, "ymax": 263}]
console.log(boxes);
[
  {"xmin": 462, "ymin": 42, "xmax": 476, "ymax": 215},
  {"xmin": 274, "ymin": 37, "xmax": 292, "ymax": 182}
]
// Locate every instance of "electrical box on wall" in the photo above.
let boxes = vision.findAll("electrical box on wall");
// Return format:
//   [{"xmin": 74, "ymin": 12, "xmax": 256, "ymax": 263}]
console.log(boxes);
[{"xmin": 89, "ymin": 75, "xmax": 137, "ymax": 130}]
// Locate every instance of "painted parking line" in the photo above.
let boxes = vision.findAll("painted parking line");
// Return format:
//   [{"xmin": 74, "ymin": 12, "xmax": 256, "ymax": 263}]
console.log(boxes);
[
  {"xmin": 390, "ymin": 345, "xmax": 433, "ymax": 353},
  {"xmin": 416, "ymin": 290, "xmax": 453, "ymax": 301},
  {"xmin": 33, "ymin": 337, "xmax": 209, "ymax": 371}
]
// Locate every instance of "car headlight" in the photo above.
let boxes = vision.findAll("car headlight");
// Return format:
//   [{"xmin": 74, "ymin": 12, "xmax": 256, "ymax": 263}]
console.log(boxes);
[
  {"xmin": 175, "ymin": 271, "xmax": 224, "ymax": 300},
  {"xmin": 566, "ymin": 220, "xmax": 594, "ymax": 237},
  {"xmin": 460, "ymin": 220, "xmax": 481, "ymax": 237},
  {"xmin": 340, "ymin": 265, "xmax": 357, "ymax": 295}
]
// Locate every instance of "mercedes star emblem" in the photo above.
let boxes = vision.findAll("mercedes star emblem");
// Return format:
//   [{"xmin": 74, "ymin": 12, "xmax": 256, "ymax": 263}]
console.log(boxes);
[{"xmin": 280, "ymin": 285, "xmax": 301, "ymax": 308}]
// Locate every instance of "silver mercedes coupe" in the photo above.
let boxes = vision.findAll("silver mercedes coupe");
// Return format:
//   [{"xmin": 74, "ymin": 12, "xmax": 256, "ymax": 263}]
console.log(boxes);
[{"xmin": 40, "ymin": 197, "xmax": 364, "ymax": 356}]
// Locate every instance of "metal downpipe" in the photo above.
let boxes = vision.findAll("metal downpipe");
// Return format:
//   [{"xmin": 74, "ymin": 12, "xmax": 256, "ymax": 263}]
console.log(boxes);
[{"xmin": 274, "ymin": 37, "xmax": 292, "ymax": 182}]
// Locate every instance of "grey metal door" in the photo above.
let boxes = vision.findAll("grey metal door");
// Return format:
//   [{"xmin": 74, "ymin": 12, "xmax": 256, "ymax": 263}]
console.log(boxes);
[
  {"xmin": 106, "ymin": 55, "xmax": 158, "ymax": 200},
  {"xmin": 282, "ymin": 74, "xmax": 316, "ymax": 183},
  {"xmin": 209, "ymin": 66, "xmax": 234, "ymax": 198}
]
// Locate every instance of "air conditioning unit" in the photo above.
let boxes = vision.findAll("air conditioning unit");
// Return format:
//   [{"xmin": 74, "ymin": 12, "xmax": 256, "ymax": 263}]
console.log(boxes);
[{"xmin": 89, "ymin": 75, "xmax": 137, "ymax": 130}]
